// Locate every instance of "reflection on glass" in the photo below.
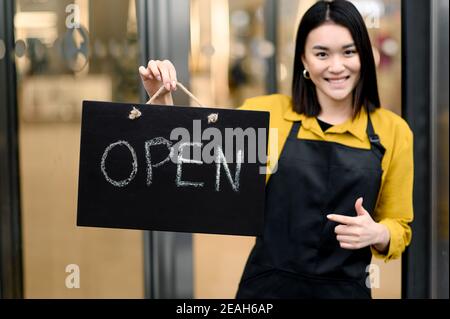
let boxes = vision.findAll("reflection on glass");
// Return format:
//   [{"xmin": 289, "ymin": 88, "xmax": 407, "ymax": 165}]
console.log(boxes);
[
  {"xmin": 276, "ymin": 0, "xmax": 315, "ymax": 96},
  {"xmin": 15, "ymin": 0, "xmax": 143, "ymax": 298},
  {"xmin": 0, "ymin": 38, "xmax": 6, "ymax": 60},
  {"xmin": 359, "ymin": 0, "xmax": 402, "ymax": 115},
  {"xmin": 190, "ymin": 0, "xmax": 267, "ymax": 108}
]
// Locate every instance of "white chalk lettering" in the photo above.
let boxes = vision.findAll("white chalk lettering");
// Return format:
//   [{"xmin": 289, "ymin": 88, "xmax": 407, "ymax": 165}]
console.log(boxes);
[
  {"xmin": 100, "ymin": 134, "xmax": 250, "ymax": 191},
  {"xmin": 170, "ymin": 127, "xmax": 191, "ymax": 162},
  {"xmin": 145, "ymin": 137, "xmax": 173, "ymax": 186},
  {"xmin": 176, "ymin": 142, "xmax": 204, "ymax": 188},
  {"xmin": 215, "ymin": 146, "xmax": 242, "ymax": 192},
  {"xmin": 101, "ymin": 140, "xmax": 138, "ymax": 187}
]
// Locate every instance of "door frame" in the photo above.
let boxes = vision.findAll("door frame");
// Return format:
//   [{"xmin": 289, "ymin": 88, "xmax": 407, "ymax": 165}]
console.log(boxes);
[
  {"xmin": 136, "ymin": 0, "xmax": 193, "ymax": 299},
  {"xmin": 401, "ymin": 0, "xmax": 433, "ymax": 299},
  {"xmin": 0, "ymin": 0, "xmax": 23, "ymax": 299}
]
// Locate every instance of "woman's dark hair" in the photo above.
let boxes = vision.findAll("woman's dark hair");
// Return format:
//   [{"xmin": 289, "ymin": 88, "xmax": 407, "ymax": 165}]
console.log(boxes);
[{"xmin": 292, "ymin": 0, "xmax": 380, "ymax": 116}]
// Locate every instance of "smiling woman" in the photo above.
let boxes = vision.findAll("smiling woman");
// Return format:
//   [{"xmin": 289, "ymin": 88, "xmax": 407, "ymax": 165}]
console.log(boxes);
[
  {"xmin": 302, "ymin": 23, "xmax": 361, "ymax": 124},
  {"xmin": 139, "ymin": 0, "xmax": 414, "ymax": 299},
  {"xmin": 292, "ymin": 1, "xmax": 380, "ymax": 121},
  {"xmin": 234, "ymin": 1, "xmax": 412, "ymax": 299}
]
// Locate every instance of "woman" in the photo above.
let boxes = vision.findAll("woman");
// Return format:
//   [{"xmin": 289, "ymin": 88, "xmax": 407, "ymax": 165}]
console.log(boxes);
[{"xmin": 138, "ymin": 0, "xmax": 413, "ymax": 299}]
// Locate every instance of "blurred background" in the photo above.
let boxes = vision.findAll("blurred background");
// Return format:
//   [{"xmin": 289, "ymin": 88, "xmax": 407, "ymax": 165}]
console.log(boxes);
[{"xmin": 0, "ymin": 0, "xmax": 447, "ymax": 299}]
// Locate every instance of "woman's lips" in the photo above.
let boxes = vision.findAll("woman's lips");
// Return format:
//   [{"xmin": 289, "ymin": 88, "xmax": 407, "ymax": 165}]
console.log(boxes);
[
  {"xmin": 325, "ymin": 76, "xmax": 350, "ymax": 84},
  {"xmin": 325, "ymin": 76, "xmax": 350, "ymax": 88}
]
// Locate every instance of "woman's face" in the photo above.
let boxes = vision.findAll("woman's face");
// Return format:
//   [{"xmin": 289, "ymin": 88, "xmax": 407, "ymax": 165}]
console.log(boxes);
[{"xmin": 302, "ymin": 23, "xmax": 361, "ymax": 107}]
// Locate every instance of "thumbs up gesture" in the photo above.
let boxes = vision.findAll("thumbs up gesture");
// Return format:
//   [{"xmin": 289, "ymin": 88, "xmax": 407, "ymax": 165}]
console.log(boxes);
[{"xmin": 327, "ymin": 198, "xmax": 390, "ymax": 251}]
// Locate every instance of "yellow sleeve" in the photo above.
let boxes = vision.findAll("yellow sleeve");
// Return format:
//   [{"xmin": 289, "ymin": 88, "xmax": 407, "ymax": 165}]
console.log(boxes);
[
  {"xmin": 239, "ymin": 94, "xmax": 286, "ymax": 111},
  {"xmin": 238, "ymin": 98, "xmax": 255, "ymax": 110},
  {"xmin": 237, "ymin": 94, "xmax": 292, "ymax": 182},
  {"xmin": 371, "ymin": 124, "xmax": 414, "ymax": 261}
]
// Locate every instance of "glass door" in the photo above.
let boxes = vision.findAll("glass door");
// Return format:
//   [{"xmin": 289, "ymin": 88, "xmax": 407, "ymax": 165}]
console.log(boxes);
[{"xmin": 14, "ymin": 0, "xmax": 144, "ymax": 298}]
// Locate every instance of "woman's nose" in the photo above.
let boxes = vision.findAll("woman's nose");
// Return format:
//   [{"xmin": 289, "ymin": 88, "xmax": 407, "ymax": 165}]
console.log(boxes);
[{"xmin": 328, "ymin": 57, "xmax": 346, "ymax": 73}]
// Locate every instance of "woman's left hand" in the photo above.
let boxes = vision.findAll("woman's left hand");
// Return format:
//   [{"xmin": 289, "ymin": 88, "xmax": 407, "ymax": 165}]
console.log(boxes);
[{"xmin": 327, "ymin": 198, "xmax": 390, "ymax": 252}]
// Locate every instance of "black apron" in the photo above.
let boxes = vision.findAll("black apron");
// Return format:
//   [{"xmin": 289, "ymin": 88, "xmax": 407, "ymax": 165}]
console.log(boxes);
[{"xmin": 236, "ymin": 113, "xmax": 385, "ymax": 299}]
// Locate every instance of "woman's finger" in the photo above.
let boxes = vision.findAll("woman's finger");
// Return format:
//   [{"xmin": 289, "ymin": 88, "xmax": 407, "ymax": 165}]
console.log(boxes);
[
  {"xmin": 336, "ymin": 235, "xmax": 357, "ymax": 243},
  {"xmin": 327, "ymin": 214, "xmax": 358, "ymax": 225},
  {"xmin": 164, "ymin": 60, "xmax": 178, "ymax": 90},
  {"xmin": 139, "ymin": 66, "xmax": 152, "ymax": 80},
  {"xmin": 339, "ymin": 242, "xmax": 358, "ymax": 250},
  {"xmin": 157, "ymin": 60, "xmax": 172, "ymax": 91},
  {"xmin": 334, "ymin": 225, "xmax": 358, "ymax": 236},
  {"xmin": 148, "ymin": 60, "xmax": 162, "ymax": 81}
]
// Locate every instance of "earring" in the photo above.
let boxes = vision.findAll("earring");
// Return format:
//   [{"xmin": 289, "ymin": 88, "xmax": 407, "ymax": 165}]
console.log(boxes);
[{"xmin": 303, "ymin": 69, "xmax": 310, "ymax": 80}]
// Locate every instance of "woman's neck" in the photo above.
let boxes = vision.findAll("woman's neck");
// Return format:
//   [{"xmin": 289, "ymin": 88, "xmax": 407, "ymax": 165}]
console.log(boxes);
[{"xmin": 316, "ymin": 94, "xmax": 353, "ymax": 125}]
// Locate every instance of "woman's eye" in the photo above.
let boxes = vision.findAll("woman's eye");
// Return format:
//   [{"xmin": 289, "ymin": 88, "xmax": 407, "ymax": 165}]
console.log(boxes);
[
  {"xmin": 344, "ymin": 50, "xmax": 357, "ymax": 56},
  {"xmin": 315, "ymin": 52, "xmax": 327, "ymax": 58}
]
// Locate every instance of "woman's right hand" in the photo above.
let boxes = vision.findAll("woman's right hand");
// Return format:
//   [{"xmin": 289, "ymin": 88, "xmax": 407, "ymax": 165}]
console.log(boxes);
[{"xmin": 139, "ymin": 60, "xmax": 178, "ymax": 105}]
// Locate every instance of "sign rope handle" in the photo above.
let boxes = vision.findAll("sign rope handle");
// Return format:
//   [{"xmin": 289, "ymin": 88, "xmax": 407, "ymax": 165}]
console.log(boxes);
[{"xmin": 148, "ymin": 82, "xmax": 204, "ymax": 107}]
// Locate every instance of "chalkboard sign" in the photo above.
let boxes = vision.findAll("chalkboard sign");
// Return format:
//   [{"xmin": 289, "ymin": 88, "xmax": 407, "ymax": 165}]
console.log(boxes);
[{"xmin": 77, "ymin": 101, "xmax": 269, "ymax": 236}]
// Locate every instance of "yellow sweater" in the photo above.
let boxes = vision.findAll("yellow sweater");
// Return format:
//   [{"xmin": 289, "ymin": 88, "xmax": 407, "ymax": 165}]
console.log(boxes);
[{"xmin": 240, "ymin": 94, "xmax": 414, "ymax": 262}]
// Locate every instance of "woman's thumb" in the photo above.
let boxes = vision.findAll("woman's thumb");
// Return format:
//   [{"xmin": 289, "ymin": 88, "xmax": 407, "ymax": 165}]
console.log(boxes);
[{"xmin": 355, "ymin": 197, "xmax": 366, "ymax": 216}]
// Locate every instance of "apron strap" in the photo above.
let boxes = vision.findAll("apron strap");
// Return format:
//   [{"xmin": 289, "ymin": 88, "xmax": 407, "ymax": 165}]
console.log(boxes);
[
  {"xmin": 288, "ymin": 121, "xmax": 302, "ymax": 139},
  {"xmin": 366, "ymin": 111, "xmax": 386, "ymax": 159}
]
